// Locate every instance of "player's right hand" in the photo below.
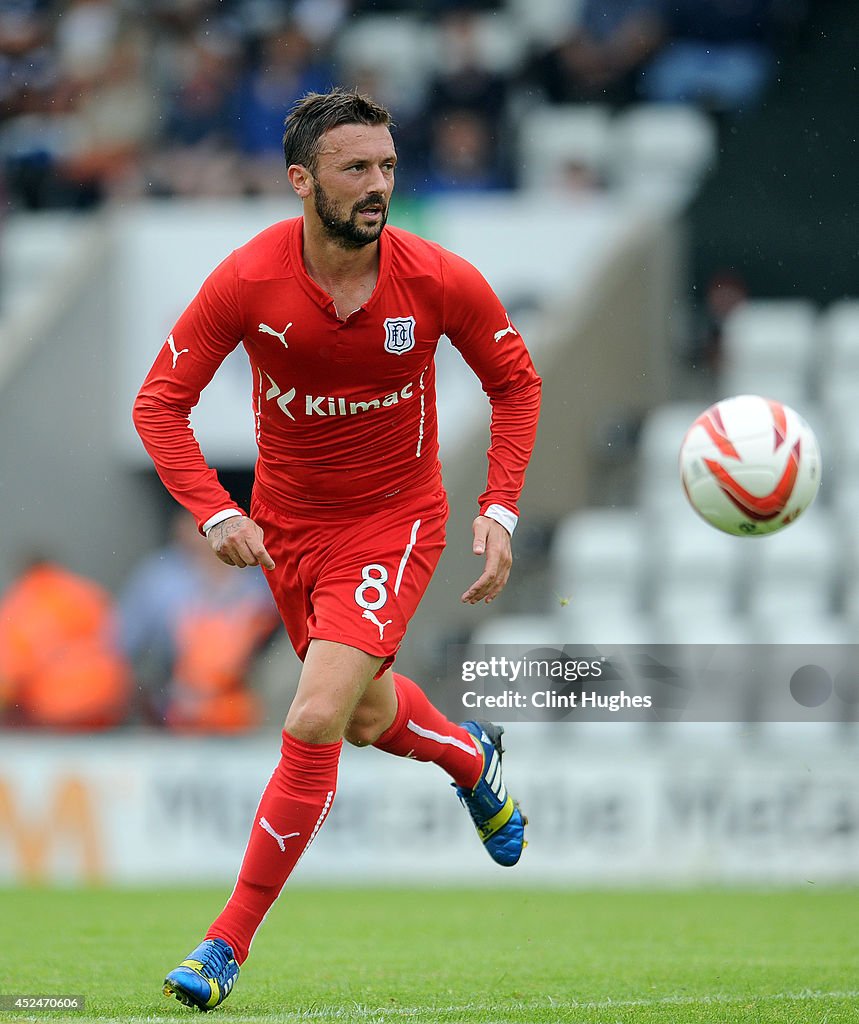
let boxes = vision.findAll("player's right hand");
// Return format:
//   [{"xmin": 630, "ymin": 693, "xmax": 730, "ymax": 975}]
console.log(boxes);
[{"xmin": 208, "ymin": 515, "xmax": 276, "ymax": 570}]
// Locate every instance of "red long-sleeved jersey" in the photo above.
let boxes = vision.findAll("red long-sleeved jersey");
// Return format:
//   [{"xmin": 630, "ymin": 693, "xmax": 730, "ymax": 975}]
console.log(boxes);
[{"xmin": 133, "ymin": 217, "xmax": 541, "ymax": 528}]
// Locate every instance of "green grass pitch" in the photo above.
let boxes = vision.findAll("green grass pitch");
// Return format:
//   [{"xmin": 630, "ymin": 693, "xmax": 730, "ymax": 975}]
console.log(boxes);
[{"xmin": 0, "ymin": 887, "xmax": 857, "ymax": 1023}]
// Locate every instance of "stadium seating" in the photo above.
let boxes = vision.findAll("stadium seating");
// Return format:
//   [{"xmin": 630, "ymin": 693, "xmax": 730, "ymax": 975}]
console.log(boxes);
[
  {"xmin": 750, "ymin": 611, "xmax": 853, "ymax": 646},
  {"xmin": 334, "ymin": 16, "xmax": 436, "ymax": 113},
  {"xmin": 742, "ymin": 507, "xmax": 838, "ymax": 622},
  {"xmin": 718, "ymin": 300, "xmax": 817, "ymax": 412},
  {"xmin": 482, "ymin": 299, "xmax": 856, "ymax": 729},
  {"xmin": 470, "ymin": 615, "xmax": 570, "ymax": 647},
  {"xmin": 551, "ymin": 507, "xmax": 646, "ymax": 617},
  {"xmin": 429, "ymin": 11, "xmax": 527, "ymax": 75},
  {"xmin": 505, "ymin": 0, "xmax": 581, "ymax": 46},
  {"xmin": 556, "ymin": 605, "xmax": 655, "ymax": 645},
  {"xmin": 817, "ymin": 300, "xmax": 859, "ymax": 419},
  {"xmin": 516, "ymin": 102, "xmax": 717, "ymax": 204},
  {"xmin": 517, "ymin": 104, "xmax": 613, "ymax": 191},
  {"xmin": 609, "ymin": 103, "xmax": 717, "ymax": 208},
  {"xmin": 636, "ymin": 401, "xmax": 705, "ymax": 517},
  {"xmin": 645, "ymin": 517, "xmax": 745, "ymax": 621}
]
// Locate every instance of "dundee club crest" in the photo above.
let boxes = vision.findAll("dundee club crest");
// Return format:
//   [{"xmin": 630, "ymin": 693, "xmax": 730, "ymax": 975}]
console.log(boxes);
[{"xmin": 383, "ymin": 316, "xmax": 416, "ymax": 355}]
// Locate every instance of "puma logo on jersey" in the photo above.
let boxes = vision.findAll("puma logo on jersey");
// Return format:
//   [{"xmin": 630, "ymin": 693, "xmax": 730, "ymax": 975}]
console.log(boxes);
[
  {"xmin": 259, "ymin": 816, "xmax": 300, "ymax": 852},
  {"xmin": 167, "ymin": 333, "xmax": 189, "ymax": 368},
  {"xmin": 362, "ymin": 609, "xmax": 393, "ymax": 640},
  {"xmin": 493, "ymin": 314, "xmax": 518, "ymax": 343},
  {"xmin": 259, "ymin": 322, "xmax": 293, "ymax": 348}
]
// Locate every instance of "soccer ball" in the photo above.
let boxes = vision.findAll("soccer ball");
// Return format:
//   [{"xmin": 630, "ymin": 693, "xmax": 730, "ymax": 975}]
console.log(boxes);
[{"xmin": 679, "ymin": 394, "xmax": 822, "ymax": 536}]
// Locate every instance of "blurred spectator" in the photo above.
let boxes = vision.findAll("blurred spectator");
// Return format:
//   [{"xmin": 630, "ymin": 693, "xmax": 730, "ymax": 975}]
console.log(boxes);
[
  {"xmin": 352, "ymin": 0, "xmax": 500, "ymax": 12},
  {"xmin": 0, "ymin": 2, "xmax": 65, "ymax": 209},
  {"xmin": 0, "ymin": 557, "xmax": 130, "ymax": 730},
  {"xmin": 693, "ymin": 267, "xmax": 749, "ymax": 368},
  {"xmin": 292, "ymin": 0, "xmax": 352, "ymax": 48},
  {"xmin": 235, "ymin": 23, "xmax": 333, "ymax": 157},
  {"xmin": 162, "ymin": 31, "xmax": 241, "ymax": 149},
  {"xmin": 118, "ymin": 512, "xmax": 279, "ymax": 732},
  {"xmin": 230, "ymin": 21, "xmax": 336, "ymax": 195},
  {"xmin": 56, "ymin": 31, "xmax": 158, "ymax": 202},
  {"xmin": 339, "ymin": 63, "xmax": 428, "ymax": 194},
  {"xmin": 642, "ymin": 0, "xmax": 778, "ymax": 112},
  {"xmin": 55, "ymin": 0, "xmax": 120, "ymax": 81},
  {"xmin": 425, "ymin": 9, "xmax": 509, "ymax": 124},
  {"xmin": 0, "ymin": 0, "xmax": 814, "ymax": 209},
  {"xmin": 419, "ymin": 109, "xmax": 510, "ymax": 193},
  {"xmin": 145, "ymin": 29, "xmax": 245, "ymax": 198},
  {"xmin": 523, "ymin": 0, "xmax": 663, "ymax": 106},
  {"xmin": 1, "ymin": 7, "xmax": 155, "ymax": 208},
  {"xmin": 145, "ymin": 0, "xmax": 235, "ymax": 39},
  {"xmin": 416, "ymin": 8, "xmax": 513, "ymax": 188},
  {"xmin": 0, "ymin": 1, "xmax": 54, "ymax": 116}
]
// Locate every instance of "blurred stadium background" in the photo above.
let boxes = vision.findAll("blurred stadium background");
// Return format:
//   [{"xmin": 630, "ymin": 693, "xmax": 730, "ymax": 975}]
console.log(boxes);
[{"xmin": 1, "ymin": 0, "xmax": 859, "ymax": 901}]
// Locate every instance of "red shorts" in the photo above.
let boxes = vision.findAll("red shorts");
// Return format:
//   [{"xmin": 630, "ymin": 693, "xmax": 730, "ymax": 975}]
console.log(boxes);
[{"xmin": 251, "ymin": 490, "xmax": 448, "ymax": 674}]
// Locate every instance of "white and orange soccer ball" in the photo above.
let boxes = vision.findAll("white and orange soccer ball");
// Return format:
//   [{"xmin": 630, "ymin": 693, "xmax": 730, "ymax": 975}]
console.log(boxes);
[{"xmin": 679, "ymin": 394, "xmax": 822, "ymax": 536}]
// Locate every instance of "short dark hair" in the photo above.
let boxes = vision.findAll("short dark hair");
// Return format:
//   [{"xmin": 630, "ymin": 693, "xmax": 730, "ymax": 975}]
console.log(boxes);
[{"xmin": 282, "ymin": 88, "xmax": 393, "ymax": 173}]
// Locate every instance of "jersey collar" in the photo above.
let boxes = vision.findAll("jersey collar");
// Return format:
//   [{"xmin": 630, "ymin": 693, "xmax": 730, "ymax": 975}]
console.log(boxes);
[{"xmin": 289, "ymin": 216, "xmax": 392, "ymax": 322}]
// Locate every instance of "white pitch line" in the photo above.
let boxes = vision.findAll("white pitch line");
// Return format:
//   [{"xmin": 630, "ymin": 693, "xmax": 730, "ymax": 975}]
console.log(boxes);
[{"xmin": 81, "ymin": 990, "xmax": 859, "ymax": 1024}]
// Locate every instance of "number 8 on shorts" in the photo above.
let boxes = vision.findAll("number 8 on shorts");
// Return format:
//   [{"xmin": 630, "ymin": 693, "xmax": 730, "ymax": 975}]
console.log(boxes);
[{"xmin": 354, "ymin": 564, "xmax": 389, "ymax": 611}]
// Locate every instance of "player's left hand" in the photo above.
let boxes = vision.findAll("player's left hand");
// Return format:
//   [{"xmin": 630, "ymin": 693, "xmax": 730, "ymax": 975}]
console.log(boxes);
[{"xmin": 461, "ymin": 516, "xmax": 512, "ymax": 605}]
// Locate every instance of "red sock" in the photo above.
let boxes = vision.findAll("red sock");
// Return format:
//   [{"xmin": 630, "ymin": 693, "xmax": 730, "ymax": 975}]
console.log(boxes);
[
  {"xmin": 373, "ymin": 672, "xmax": 482, "ymax": 788},
  {"xmin": 206, "ymin": 731, "xmax": 340, "ymax": 963}
]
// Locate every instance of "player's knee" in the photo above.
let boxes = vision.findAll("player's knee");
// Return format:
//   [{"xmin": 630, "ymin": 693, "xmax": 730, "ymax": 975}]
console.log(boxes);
[
  {"xmin": 343, "ymin": 709, "xmax": 386, "ymax": 747},
  {"xmin": 284, "ymin": 700, "xmax": 345, "ymax": 744}
]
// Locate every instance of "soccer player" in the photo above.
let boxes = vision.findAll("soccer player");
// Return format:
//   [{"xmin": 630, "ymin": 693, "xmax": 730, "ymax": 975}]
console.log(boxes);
[{"xmin": 133, "ymin": 87, "xmax": 541, "ymax": 1012}]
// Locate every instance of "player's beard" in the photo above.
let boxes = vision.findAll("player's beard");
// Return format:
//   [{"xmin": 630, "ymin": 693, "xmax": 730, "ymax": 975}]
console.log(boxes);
[{"xmin": 313, "ymin": 183, "xmax": 388, "ymax": 248}]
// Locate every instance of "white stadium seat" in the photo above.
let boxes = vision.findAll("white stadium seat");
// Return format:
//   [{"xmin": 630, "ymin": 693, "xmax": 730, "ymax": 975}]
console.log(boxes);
[
  {"xmin": 824, "ymin": 403, "xmax": 859, "ymax": 482},
  {"xmin": 652, "ymin": 609, "xmax": 753, "ymax": 646},
  {"xmin": 645, "ymin": 516, "xmax": 744, "ymax": 621},
  {"xmin": 830, "ymin": 468, "xmax": 859, "ymax": 525},
  {"xmin": 835, "ymin": 507, "xmax": 859, "ymax": 621},
  {"xmin": 555, "ymin": 605, "xmax": 656, "ymax": 645},
  {"xmin": 819, "ymin": 300, "xmax": 859, "ymax": 369},
  {"xmin": 819, "ymin": 300, "xmax": 859, "ymax": 421},
  {"xmin": 743, "ymin": 508, "xmax": 838, "ymax": 621},
  {"xmin": 636, "ymin": 401, "xmax": 704, "ymax": 517},
  {"xmin": 428, "ymin": 12, "xmax": 527, "ymax": 75},
  {"xmin": 505, "ymin": 0, "xmax": 582, "ymax": 46},
  {"xmin": 838, "ymin": 575, "xmax": 859, "ymax": 625},
  {"xmin": 610, "ymin": 104, "xmax": 717, "ymax": 207},
  {"xmin": 335, "ymin": 17, "xmax": 436, "ymax": 112},
  {"xmin": 517, "ymin": 104, "xmax": 613, "ymax": 191},
  {"xmin": 551, "ymin": 507, "xmax": 646, "ymax": 616},
  {"xmin": 470, "ymin": 615, "xmax": 570, "ymax": 647},
  {"xmin": 718, "ymin": 300, "xmax": 817, "ymax": 412}
]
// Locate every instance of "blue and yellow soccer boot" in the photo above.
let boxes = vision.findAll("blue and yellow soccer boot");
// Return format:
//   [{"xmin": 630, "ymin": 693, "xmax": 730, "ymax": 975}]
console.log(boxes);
[
  {"xmin": 456, "ymin": 720, "xmax": 527, "ymax": 866},
  {"xmin": 163, "ymin": 938, "xmax": 239, "ymax": 1012}
]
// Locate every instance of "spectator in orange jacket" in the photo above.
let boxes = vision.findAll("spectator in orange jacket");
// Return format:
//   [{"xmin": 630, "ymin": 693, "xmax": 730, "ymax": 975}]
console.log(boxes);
[
  {"xmin": 0, "ymin": 558, "xmax": 130, "ymax": 729},
  {"xmin": 118, "ymin": 512, "xmax": 280, "ymax": 731}
]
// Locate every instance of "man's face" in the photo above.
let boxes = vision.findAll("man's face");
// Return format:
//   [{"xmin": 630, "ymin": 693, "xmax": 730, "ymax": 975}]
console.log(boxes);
[{"xmin": 309, "ymin": 124, "xmax": 396, "ymax": 248}]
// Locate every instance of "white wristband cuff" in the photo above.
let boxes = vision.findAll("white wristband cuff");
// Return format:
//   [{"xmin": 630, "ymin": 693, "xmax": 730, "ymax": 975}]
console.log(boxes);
[
  {"xmin": 482, "ymin": 503, "xmax": 518, "ymax": 536},
  {"xmin": 202, "ymin": 509, "xmax": 244, "ymax": 535}
]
